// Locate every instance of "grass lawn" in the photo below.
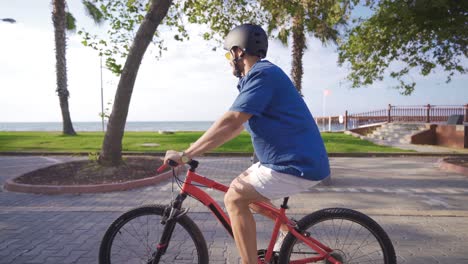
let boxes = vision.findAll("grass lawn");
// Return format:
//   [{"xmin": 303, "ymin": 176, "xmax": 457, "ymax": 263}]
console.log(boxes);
[{"xmin": 0, "ymin": 131, "xmax": 412, "ymax": 153}]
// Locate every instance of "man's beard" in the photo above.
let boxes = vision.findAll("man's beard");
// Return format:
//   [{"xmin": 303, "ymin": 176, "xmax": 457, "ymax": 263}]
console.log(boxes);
[{"xmin": 231, "ymin": 61, "xmax": 243, "ymax": 78}]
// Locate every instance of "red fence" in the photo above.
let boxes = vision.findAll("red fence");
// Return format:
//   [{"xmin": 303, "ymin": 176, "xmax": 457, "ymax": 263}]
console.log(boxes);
[{"xmin": 315, "ymin": 104, "xmax": 468, "ymax": 131}]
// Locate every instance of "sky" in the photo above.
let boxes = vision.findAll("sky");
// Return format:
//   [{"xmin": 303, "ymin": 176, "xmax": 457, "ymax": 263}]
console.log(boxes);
[{"xmin": 0, "ymin": 1, "xmax": 467, "ymax": 122}]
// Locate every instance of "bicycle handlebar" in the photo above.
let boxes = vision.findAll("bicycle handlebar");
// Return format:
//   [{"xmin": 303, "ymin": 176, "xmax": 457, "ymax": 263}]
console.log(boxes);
[
  {"xmin": 157, "ymin": 159, "xmax": 199, "ymax": 174},
  {"xmin": 156, "ymin": 164, "xmax": 167, "ymax": 174},
  {"xmin": 156, "ymin": 159, "xmax": 178, "ymax": 174}
]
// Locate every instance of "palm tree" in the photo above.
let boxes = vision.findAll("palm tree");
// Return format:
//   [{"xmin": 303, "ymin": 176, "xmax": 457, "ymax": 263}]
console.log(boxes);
[
  {"xmin": 262, "ymin": 0, "xmax": 349, "ymax": 95},
  {"xmin": 99, "ymin": 0, "xmax": 173, "ymax": 165},
  {"xmin": 51, "ymin": 0, "xmax": 102, "ymax": 135}
]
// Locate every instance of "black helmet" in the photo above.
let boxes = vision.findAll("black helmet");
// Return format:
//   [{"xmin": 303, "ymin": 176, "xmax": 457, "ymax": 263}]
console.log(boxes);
[{"xmin": 223, "ymin": 24, "xmax": 268, "ymax": 59}]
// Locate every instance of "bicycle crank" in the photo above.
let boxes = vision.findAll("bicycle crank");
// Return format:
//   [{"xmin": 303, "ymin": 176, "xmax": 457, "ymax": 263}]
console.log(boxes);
[{"xmin": 257, "ymin": 249, "xmax": 279, "ymax": 264}]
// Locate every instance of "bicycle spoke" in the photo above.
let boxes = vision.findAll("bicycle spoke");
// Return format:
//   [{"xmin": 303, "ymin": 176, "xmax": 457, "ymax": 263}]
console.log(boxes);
[
  {"xmin": 340, "ymin": 223, "xmax": 365, "ymax": 253},
  {"xmin": 348, "ymin": 248, "xmax": 384, "ymax": 264},
  {"xmin": 145, "ymin": 215, "xmax": 151, "ymax": 253},
  {"xmin": 347, "ymin": 231, "xmax": 374, "ymax": 261},
  {"xmin": 110, "ymin": 215, "xmax": 164, "ymax": 264},
  {"xmin": 339, "ymin": 218, "xmax": 355, "ymax": 253},
  {"xmin": 121, "ymin": 225, "xmax": 151, "ymax": 252},
  {"xmin": 331, "ymin": 219, "xmax": 338, "ymax": 249},
  {"xmin": 312, "ymin": 223, "xmax": 334, "ymax": 249},
  {"xmin": 115, "ymin": 230, "xmax": 154, "ymax": 262},
  {"xmin": 334, "ymin": 219, "xmax": 344, "ymax": 249},
  {"xmin": 112, "ymin": 239, "xmax": 148, "ymax": 263},
  {"xmin": 286, "ymin": 218, "xmax": 386, "ymax": 264},
  {"xmin": 106, "ymin": 214, "xmax": 203, "ymax": 263},
  {"xmin": 128, "ymin": 217, "xmax": 152, "ymax": 255}
]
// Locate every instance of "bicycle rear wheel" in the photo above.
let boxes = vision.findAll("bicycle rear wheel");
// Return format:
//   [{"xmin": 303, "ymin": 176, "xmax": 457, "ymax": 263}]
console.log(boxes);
[
  {"xmin": 278, "ymin": 208, "xmax": 396, "ymax": 264},
  {"xmin": 99, "ymin": 205, "xmax": 209, "ymax": 264}
]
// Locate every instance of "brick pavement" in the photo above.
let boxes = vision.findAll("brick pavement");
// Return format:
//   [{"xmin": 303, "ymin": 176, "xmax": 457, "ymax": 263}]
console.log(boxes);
[{"xmin": 1, "ymin": 156, "xmax": 468, "ymax": 263}]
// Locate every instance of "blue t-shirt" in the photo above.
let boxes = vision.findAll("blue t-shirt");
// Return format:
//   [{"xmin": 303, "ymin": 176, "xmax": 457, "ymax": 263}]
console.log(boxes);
[{"xmin": 230, "ymin": 60, "xmax": 330, "ymax": 181}]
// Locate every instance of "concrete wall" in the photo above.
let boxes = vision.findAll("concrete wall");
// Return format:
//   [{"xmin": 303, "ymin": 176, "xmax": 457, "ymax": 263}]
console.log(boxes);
[
  {"xmin": 412, "ymin": 124, "xmax": 468, "ymax": 149},
  {"xmin": 436, "ymin": 125, "xmax": 468, "ymax": 149},
  {"xmin": 411, "ymin": 125, "xmax": 437, "ymax": 145}
]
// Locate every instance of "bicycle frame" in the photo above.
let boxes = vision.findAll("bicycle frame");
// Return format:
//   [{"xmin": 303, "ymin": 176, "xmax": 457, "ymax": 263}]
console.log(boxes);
[{"xmin": 171, "ymin": 166, "xmax": 342, "ymax": 264}]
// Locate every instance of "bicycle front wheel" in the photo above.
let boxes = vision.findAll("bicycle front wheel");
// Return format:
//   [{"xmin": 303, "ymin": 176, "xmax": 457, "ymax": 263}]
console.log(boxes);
[
  {"xmin": 279, "ymin": 208, "xmax": 396, "ymax": 264},
  {"xmin": 99, "ymin": 205, "xmax": 209, "ymax": 264}
]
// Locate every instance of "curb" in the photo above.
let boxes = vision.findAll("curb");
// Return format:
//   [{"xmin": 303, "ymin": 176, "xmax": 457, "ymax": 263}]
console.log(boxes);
[
  {"xmin": 3, "ymin": 167, "xmax": 182, "ymax": 195},
  {"xmin": 438, "ymin": 158, "xmax": 468, "ymax": 176}
]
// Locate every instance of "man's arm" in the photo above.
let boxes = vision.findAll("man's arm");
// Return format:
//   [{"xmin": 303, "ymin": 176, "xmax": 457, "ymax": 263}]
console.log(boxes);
[
  {"xmin": 164, "ymin": 111, "xmax": 251, "ymax": 164},
  {"xmin": 185, "ymin": 111, "xmax": 251, "ymax": 158}
]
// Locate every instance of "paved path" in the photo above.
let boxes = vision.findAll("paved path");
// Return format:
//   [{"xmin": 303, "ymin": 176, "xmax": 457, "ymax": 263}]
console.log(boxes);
[
  {"xmin": 1, "ymin": 156, "xmax": 468, "ymax": 263},
  {"xmin": 346, "ymin": 130, "xmax": 468, "ymax": 154},
  {"xmin": 373, "ymin": 140, "xmax": 468, "ymax": 153}
]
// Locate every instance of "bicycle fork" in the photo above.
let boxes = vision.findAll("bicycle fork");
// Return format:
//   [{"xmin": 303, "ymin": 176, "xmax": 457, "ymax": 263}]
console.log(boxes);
[{"xmin": 150, "ymin": 194, "xmax": 189, "ymax": 264}]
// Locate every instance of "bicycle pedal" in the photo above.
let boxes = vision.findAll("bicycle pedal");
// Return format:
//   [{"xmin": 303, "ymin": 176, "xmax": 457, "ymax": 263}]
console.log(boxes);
[
  {"xmin": 257, "ymin": 249, "xmax": 279, "ymax": 264},
  {"xmin": 257, "ymin": 249, "xmax": 267, "ymax": 259}
]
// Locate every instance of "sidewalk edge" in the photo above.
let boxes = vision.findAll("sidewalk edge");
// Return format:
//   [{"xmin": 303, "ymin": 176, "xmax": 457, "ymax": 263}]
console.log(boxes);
[
  {"xmin": 439, "ymin": 158, "xmax": 468, "ymax": 176},
  {"xmin": 3, "ymin": 168, "xmax": 181, "ymax": 195}
]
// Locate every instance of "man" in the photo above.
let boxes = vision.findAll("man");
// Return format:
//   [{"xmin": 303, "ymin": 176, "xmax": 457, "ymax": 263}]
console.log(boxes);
[{"xmin": 164, "ymin": 24, "xmax": 330, "ymax": 264}]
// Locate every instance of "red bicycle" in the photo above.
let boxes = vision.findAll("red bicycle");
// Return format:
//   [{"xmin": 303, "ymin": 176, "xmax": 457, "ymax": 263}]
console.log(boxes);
[{"xmin": 99, "ymin": 159, "xmax": 396, "ymax": 264}]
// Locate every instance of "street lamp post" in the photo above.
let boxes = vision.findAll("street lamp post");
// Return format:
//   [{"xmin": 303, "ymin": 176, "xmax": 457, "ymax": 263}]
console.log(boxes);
[
  {"xmin": 100, "ymin": 56, "xmax": 105, "ymax": 132},
  {"xmin": 322, "ymin": 89, "xmax": 331, "ymax": 131}
]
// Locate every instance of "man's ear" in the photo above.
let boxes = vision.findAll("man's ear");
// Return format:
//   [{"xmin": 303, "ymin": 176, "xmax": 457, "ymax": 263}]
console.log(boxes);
[{"xmin": 234, "ymin": 47, "xmax": 244, "ymax": 58}]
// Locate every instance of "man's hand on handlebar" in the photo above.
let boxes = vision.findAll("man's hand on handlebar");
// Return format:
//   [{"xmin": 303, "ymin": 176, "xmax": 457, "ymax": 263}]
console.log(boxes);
[
  {"xmin": 163, "ymin": 150, "xmax": 192, "ymax": 166},
  {"xmin": 163, "ymin": 150, "xmax": 183, "ymax": 166},
  {"xmin": 157, "ymin": 150, "xmax": 182, "ymax": 173},
  {"xmin": 157, "ymin": 150, "xmax": 194, "ymax": 174}
]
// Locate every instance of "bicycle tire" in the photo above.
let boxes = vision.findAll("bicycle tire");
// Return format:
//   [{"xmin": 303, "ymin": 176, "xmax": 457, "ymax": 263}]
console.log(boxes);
[
  {"xmin": 278, "ymin": 208, "xmax": 396, "ymax": 264},
  {"xmin": 99, "ymin": 205, "xmax": 209, "ymax": 264}
]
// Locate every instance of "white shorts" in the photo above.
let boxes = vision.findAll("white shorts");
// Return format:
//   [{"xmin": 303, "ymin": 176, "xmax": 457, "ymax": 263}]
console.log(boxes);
[{"xmin": 243, "ymin": 162, "xmax": 320, "ymax": 200}]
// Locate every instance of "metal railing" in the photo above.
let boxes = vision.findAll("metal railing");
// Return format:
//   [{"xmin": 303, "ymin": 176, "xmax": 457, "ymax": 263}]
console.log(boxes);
[{"xmin": 315, "ymin": 104, "xmax": 468, "ymax": 131}]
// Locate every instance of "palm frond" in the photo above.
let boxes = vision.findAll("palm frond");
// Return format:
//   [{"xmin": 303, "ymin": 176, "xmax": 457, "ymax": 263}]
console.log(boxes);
[
  {"xmin": 66, "ymin": 12, "xmax": 77, "ymax": 32},
  {"xmin": 82, "ymin": 0, "xmax": 104, "ymax": 25}
]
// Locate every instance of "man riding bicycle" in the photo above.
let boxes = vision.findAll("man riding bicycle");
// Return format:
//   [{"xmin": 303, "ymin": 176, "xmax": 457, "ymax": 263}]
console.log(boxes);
[{"xmin": 164, "ymin": 24, "xmax": 330, "ymax": 264}]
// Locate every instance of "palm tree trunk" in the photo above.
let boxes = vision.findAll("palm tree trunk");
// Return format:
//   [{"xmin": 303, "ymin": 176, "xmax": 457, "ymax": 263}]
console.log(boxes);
[
  {"xmin": 291, "ymin": 12, "xmax": 306, "ymax": 95},
  {"xmin": 99, "ymin": 0, "xmax": 173, "ymax": 166},
  {"xmin": 52, "ymin": 0, "xmax": 76, "ymax": 135}
]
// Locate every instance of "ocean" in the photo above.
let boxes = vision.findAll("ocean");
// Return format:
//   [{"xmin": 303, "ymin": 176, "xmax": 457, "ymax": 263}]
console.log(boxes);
[
  {"xmin": 0, "ymin": 121, "xmax": 344, "ymax": 132},
  {"xmin": 0, "ymin": 121, "xmax": 214, "ymax": 132}
]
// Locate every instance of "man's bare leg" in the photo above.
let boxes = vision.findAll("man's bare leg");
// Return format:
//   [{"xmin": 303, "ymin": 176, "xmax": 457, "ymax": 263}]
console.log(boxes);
[
  {"xmin": 224, "ymin": 173, "xmax": 269, "ymax": 264},
  {"xmin": 237, "ymin": 172, "xmax": 289, "ymax": 232},
  {"xmin": 249, "ymin": 202, "xmax": 289, "ymax": 232}
]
